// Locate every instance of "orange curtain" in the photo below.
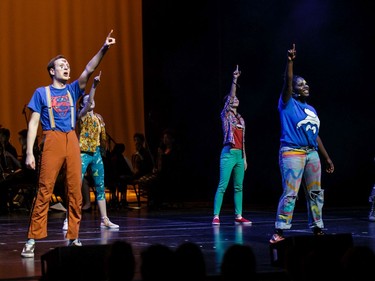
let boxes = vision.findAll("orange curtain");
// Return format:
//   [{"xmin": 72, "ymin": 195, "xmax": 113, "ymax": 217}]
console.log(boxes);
[{"xmin": 0, "ymin": 0, "xmax": 143, "ymax": 158}]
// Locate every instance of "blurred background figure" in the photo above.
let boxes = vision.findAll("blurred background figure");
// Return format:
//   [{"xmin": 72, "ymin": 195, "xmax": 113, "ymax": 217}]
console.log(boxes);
[
  {"xmin": 107, "ymin": 143, "xmax": 134, "ymax": 209},
  {"xmin": 132, "ymin": 133, "xmax": 154, "ymax": 181},
  {"xmin": 0, "ymin": 127, "xmax": 22, "ymax": 214}
]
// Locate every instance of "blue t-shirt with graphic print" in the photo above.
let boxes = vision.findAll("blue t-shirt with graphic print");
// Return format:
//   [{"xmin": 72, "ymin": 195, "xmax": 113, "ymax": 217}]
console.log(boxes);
[
  {"xmin": 28, "ymin": 80, "xmax": 84, "ymax": 132},
  {"xmin": 278, "ymin": 96, "xmax": 320, "ymax": 150}
]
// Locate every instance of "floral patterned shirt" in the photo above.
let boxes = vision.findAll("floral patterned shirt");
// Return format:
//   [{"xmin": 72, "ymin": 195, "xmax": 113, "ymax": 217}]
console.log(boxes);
[{"xmin": 78, "ymin": 113, "xmax": 106, "ymax": 153}]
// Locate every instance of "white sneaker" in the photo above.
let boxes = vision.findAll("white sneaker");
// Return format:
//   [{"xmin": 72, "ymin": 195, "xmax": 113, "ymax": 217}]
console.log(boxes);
[
  {"xmin": 21, "ymin": 241, "xmax": 35, "ymax": 258},
  {"xmin": 62, "ymin": 218, "xmax": 68, "ymax": 231},
  {"xmin": 68, "ymin": 239, "xmax": 82, "ymax": 246},
  {"xmin": 100, "ymin": 217, "xmax": 119, "ymax": 229}
]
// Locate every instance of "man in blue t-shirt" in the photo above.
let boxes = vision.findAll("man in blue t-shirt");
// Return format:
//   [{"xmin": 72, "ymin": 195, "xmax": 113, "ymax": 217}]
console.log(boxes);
[{"xmin": 21, "ymin": 30, "xmax": 116, "ymax": 258}]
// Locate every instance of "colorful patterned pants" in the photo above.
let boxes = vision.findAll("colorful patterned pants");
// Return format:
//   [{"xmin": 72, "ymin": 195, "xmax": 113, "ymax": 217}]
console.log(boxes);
[{"xmin": 275, "ymin": 147, "xmax": 324, "ymax": 230}]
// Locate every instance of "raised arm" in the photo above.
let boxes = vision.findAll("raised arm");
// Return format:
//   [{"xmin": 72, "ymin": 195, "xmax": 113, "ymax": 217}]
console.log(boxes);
[
  {"xmin": 78, "ymin": 30, "xmax": 116, "ymax": 90},
  {"xmin": 230, "ymin": 65, "xmax": 241, "ymax": 99},
  {"xmin": 78, "ymin": 71, "xmax": 101, "ymax": 118},
  {"xmin": 281, "ymin": 44, "xmax": 296, "ymax": 103},
  {"xmin": 223, "ymin": 65, "xmax": 241, "ymax": 113},
  {"xmin": 317, "ymin": 135, "xmax": 334, "ymax": 174}
]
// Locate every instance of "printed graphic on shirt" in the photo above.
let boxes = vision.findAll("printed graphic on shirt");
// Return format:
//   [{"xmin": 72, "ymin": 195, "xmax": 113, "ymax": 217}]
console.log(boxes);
[
  {"xmin": 51, "ymin": 95, "xmax": 70, "ymax": 117},
  {"xmin": 296, "ymin": 108, "xmax": 320, "ymax": 134}
]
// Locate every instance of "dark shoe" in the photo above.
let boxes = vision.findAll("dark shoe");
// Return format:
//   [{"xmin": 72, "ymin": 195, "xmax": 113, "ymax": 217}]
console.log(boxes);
[{"xmin": 313, "ymin": 227, "xmax": 325, "ymax": 235}]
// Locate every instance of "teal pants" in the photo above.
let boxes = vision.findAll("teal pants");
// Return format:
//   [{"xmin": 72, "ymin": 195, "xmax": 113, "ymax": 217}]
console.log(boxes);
[
  {"xmin": 213, "ymin": 146, "xmax": 245, "ymax": 216},
  {"xmin": 81, "ymin": 147, "xmax": 106, "ymax": 201}
]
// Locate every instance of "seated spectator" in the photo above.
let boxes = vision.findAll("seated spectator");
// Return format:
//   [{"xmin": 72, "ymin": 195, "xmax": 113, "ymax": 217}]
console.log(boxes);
[
  {"xmin": 150, "ymin": 128, "xmax": 183, "ymax": 209},
  {"xmin": 131, "ymin": 133, "xmax": 154, "ymax": 180},
  {"xmin": 0, "ymin": 127, "xmax": 22, "ymax": 213},
  {"xmin": 0, "ymin": 127, "xmax": 18, "ymax": 160},
  {"xmin": 107, "ymin": 143, "xmax": 134, "ymax": 208}
]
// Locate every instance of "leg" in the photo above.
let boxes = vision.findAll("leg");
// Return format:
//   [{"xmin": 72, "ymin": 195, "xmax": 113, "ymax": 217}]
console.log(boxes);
[
  {"xmin": 90, "ymin": 148, "xmax": 118, "ymax": 228},
  {"xmin": 213, "ymin": 146, "xmax": 236, "ymax": 216},
  {"xmin": 80, "ymin": 153, "xmax": 93, "ymax": 210},
  {"xmin": 89, "ymin": 149, "xmax": 106, "ymax": 214},
  {"xmin": 275, "ymin": 149, "xmax": 306, "ymax": 230},
  {"xmin": 81, "ymin": 176, "xmax": 91, "ymax": 210},
  {"xmin": 28, "ymin": 132, "xmax": 66, "ymax": 239},
  {"xmin": 303, "ymin": 150, "xmax": 324, "ymax": 229},
  {"xmin": 232, "ymin": 149, "xmax": 244, "ymax": 217},
  {"xmin": 65, "ymin": 131, "xmax": 82, "ymax": 240}
]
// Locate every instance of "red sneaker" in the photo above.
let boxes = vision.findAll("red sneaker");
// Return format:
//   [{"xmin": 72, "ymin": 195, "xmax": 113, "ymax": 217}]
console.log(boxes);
[
  {"xmin": 234, "ymin": 217, "xmax": 252, "ymax": 225},
  {"xmin": 212, "ymin": 217, "xmax": 220, "ymax": 225}
]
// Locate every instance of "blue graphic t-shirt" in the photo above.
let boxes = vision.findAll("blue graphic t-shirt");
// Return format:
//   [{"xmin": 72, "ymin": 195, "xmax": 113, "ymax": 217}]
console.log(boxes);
[
  {"xmin": 278, "ymin": 96, "xmax": 320, "ymax": 150},
  {"xmin": 28, "ymin": 80, "xmax": 84, "ymax": 132}
]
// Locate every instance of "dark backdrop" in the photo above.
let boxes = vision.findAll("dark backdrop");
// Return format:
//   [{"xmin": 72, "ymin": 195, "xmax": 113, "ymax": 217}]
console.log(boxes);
[{"xmin": 142, "ymin": 0, "xmax": 375, "ymax": 208}]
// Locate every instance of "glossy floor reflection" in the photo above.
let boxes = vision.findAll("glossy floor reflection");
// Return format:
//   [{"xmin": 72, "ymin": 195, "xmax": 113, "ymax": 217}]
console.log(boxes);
[{"xmin": 0, "ymin": 198, "xmax": 375, "ymax": 280}]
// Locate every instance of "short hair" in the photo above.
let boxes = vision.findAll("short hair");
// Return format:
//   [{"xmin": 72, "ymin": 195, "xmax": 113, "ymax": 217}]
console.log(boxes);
[
  {"xmin": 0, "ymin": 128, "xmax": 10, "ymax": 139},
  {"xmin": 292, "ymin": 75, "xmax": 303, "ymax": 87},
  {"xmin": 133, "ymin": 133, "xmax": 145, "ymax": 142},
  {"xmin": 47, "ymin": 55, "xmax": 66, "ymax": 78},
  {"xmin": 18, "ymin": 129, "xmax": 28, "ymax": 138}
]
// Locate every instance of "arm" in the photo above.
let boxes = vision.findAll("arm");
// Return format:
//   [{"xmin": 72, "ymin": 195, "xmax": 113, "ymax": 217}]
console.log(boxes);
[
  {"xmin": 78, "ymin": 30, "xmax": 115, "ymax": 90},
  {"xmin": 230, "ymin": 64, "xmax": 240, "ymax": 100},
  {"xmin": 243, "ymin": 142, "xmax": 247, "ymax": 171},
  {"xmin": 223, "ymin": 65, "xmax": 241, "ymax": 114},
  {"xmin": 78, "ymin": 72, "xmax": 101, "ymax": 118},
  {"xmin": 317, "ymin": 135, "xmax": 334, "ymax": 173},
  {"xmin": 25, "ymin": 112, "xmax": 40, "ymax": 170},
  {"xmin": 281, "ymin": 44, "xmax": 296, "ymax": 103}
]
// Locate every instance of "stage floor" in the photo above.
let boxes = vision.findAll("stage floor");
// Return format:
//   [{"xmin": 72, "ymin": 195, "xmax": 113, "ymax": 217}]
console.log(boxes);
[{"xmin": 1, "ymin": 196, "xmax": 374, "ymax": 281}]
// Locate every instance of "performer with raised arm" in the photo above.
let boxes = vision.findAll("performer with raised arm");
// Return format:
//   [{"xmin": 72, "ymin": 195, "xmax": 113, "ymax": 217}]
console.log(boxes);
[{"xmin": 21, "ymin": 31, "xmax": 116, "ymax": 258}]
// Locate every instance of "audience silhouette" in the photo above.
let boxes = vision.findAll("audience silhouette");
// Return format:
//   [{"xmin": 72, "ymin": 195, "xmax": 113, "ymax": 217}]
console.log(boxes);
[
  {"xmin": 140, "ymin": 243, "xmax": 174, "ymax": 281},
  {"xmin": 340, "ymin": 245, "xmax": 375, "ymax": 281},
  {"xmin": 220, "ymin": 244, "xmax": 257, "ymax": 281},
  {"xmin": 173, "ymin": 242, "xmax": 207, "ymax": 281},
  {"xmin": 106, "ymin": 240, "xmax": 136, "ymax": 281}
]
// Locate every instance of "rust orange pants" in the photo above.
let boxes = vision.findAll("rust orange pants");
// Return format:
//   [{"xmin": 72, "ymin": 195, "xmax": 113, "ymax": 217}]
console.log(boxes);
[{"xmin": 27, "ymin": 130, "xmax": 82, "ymax": 240}]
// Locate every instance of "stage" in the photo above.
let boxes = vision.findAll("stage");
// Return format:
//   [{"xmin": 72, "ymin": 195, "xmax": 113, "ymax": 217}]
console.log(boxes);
[{"xmin": 0, "ymin": 191, "xmax": 374, "ymax": 280}]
